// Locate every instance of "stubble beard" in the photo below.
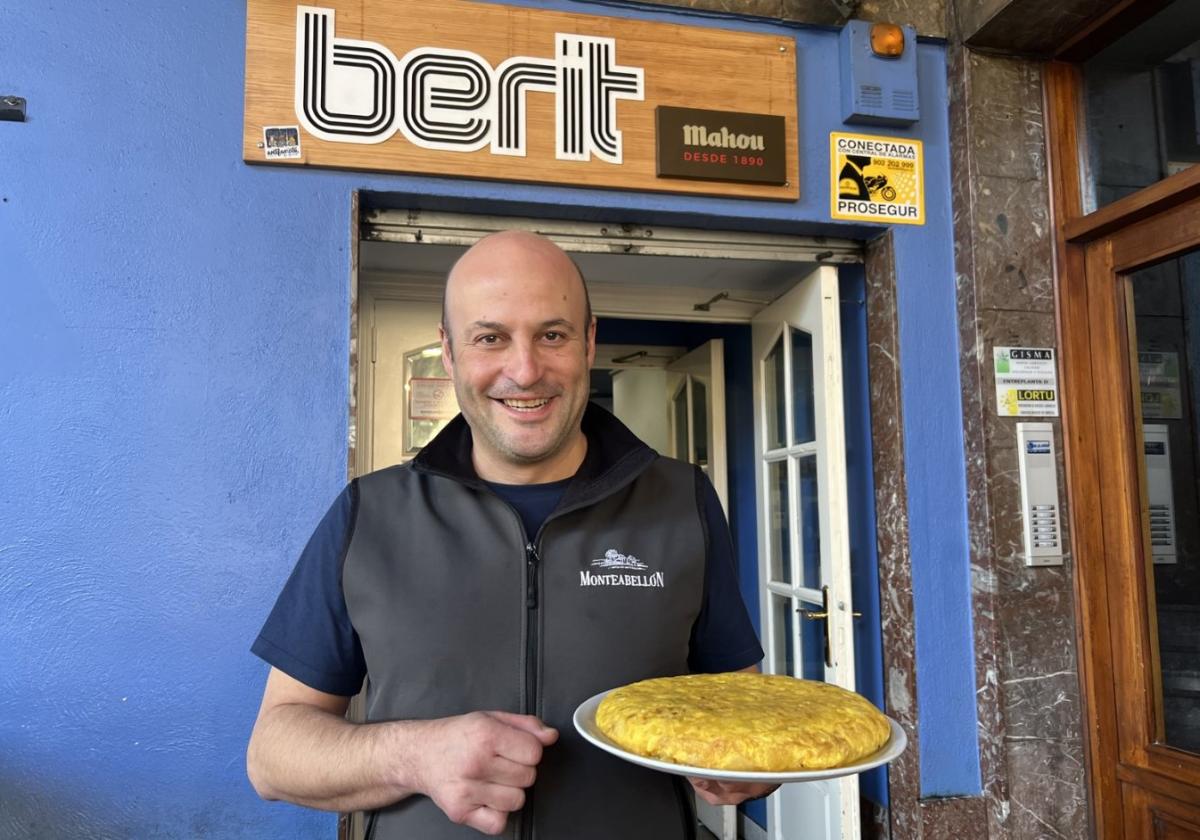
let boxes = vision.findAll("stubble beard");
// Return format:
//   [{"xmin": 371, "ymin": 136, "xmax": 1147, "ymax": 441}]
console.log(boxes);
[{"xmin": 457, "ymin": 377, "xmax": 590, "ymax": 468}]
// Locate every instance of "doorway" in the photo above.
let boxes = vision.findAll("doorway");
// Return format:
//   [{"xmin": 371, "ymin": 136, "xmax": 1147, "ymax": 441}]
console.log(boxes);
[
  {"xmin": 350, "ymin": 211, "xmax": 879, "ymax": 840},
  {"xmin": 1059, "ymin": 171, "xmax": 1200, "ymax": 837}
]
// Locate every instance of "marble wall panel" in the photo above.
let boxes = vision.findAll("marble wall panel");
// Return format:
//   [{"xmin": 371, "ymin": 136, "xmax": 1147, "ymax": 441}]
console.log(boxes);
[
  {"xmin": 777, "ymin": 0, "xmax": 845, "ymax": 25},
  {"xmin": 972, "ymin": 259, "xmax": 1086, "ymax": 840},
  {"xmin": 971, "ymin": 176, "xmax": 1055, "ymax": 314},
  {"xmin": 1003, "ymin": 739, "xmax": 1089, "ymax": 839},
  {"xmin": 919, "ymin": 796, "xmax": 990, "ymax": 839},
  {"xmin": 964, "ymin": 55, "xmax": 1045, "ymax": 182},
  {"xmin": 953, "ymin": 0, "xmax": 1010, "ymax": 45},
  {"xmin": 947, "ymin": 29, "xmax": 1008, "ymax": 839},
  {"xmin": 850, "ymin": 0, "xmax": 947, "ymax": 37},
  {"xmin": 948, "ymin": 28, "xmax": 1090, "ymax": 838},
  {"xmin": 865, "ymin": 233, "xmax": 923, "ymax": 840},
  {"xmin": 866, "ymin": 801, "xmax": 891, "ymax": 840}
]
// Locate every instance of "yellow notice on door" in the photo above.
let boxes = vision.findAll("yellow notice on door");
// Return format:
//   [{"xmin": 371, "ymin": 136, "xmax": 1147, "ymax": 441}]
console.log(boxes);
[{"xmin": 829, "ymin": 132, "xmax": 924, "ymax": 225}]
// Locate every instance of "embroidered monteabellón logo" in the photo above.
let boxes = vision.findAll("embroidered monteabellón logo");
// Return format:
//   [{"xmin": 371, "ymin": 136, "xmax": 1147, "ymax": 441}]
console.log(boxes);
[{"xmin": 580, "ymin": 549, "xmax": 665, "ymax": 588}]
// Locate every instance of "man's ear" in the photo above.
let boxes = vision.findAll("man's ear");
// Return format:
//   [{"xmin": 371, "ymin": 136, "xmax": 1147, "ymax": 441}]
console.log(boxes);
[
  {"xmin": 439, "ymin": 325, "xmax": 454, "ymax": 376},
  {"xmin": 585, "ymin": 317, "xmax": 598, "ymax": 368}
]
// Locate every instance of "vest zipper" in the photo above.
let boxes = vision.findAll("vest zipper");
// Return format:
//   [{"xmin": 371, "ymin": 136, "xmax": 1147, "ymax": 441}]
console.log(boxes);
[
  {"xmin": 525, "ymin": 542, "xmax": 539, "ymax": 609},
  {"xmin": 523, "ymin": 540, "xmax": 540, "ymax": 840}
]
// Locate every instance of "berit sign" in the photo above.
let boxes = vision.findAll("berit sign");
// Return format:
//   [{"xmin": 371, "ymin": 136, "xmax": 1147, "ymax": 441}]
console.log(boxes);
[
  {"xmin": 244, "ymin": 0, "xmax": 799, "ymax": 200},
  {"xmin": 295, "ymin": 7, "xmax": 644, "ymax": 163}
]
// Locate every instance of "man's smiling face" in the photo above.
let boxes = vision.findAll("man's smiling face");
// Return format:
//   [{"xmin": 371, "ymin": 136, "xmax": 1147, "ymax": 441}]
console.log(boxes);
[{"xmin": 440, "ymin": 231, "xmax": 596, "ymax": 482}]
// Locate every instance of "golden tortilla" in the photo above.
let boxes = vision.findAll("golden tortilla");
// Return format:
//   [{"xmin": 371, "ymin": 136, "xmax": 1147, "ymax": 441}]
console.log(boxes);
[{"xmin": 595, "ymin": 673, "xmax": 891, "ymax": 772}]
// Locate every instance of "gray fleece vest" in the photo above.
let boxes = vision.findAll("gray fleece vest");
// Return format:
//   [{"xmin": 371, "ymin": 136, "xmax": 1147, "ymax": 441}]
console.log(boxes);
[{"xmin": 343, "ymin": 406, "xmax": 706, "ymax": 840}]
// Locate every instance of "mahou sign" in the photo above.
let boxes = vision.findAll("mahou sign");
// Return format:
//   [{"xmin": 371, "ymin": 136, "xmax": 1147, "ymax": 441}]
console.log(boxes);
[{"xmin": 244, "ymin": 0, "xmax": 798, "ymax": 200}]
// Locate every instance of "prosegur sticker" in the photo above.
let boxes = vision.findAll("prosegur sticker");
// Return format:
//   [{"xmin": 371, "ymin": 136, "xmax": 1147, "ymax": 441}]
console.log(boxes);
[
  {"xmin": 994, "ymin": 347, "xmax": 1058, "ymax": 417},
  {"xmin": 263, "ymin": 125, "xmax": 302, "ymax": 160},
  {"xmin": 830, "ymin": 132, "xmax": 924, "ymax": 225}
]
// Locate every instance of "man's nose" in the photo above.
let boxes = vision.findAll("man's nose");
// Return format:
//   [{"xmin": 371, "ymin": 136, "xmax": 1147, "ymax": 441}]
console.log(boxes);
[{"xmin": 505, "ymin": 341, "xmax": 545, "ymax": 388}]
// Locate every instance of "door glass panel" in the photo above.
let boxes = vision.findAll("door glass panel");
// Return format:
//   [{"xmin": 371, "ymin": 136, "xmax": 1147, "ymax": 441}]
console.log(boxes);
[
  {"xmin": 799, "ymin": 455, "xmax": 822, "ymax": 590},
  {"xmin": 673, "ymin": 384, "xmax": 688, "ymax": 461},
  {"xmin": 691, "ymin": 378, "xmax": 708, "ymax": 467},
  {"xmin": 1127, "ymin": 247, "xmax": 1200, "ymax": 754},
  {"xmin": 404, "ymin": 343, "xmax": 459, "ymax": 454},
  {"xmin": 767, "ymin": 459, "xmax": 792, "ymax": 584},
  {"xmin": 799, "ymin": 600, "xmax": 826, "ymax": 681},
  {"xmin": 791, "ymin": 328, "xmax": 816, "ymax": 445},
  {"xmin": 764, "ymin": 333, "xmax": 787, "ymax": 450},
  {"xmin": 771, "ymin": 594, "xmax": 796, "ymax": 676},
  {"xmin": 1082, "ymin": 4, "xmax": 1200, "ymax": 211}
]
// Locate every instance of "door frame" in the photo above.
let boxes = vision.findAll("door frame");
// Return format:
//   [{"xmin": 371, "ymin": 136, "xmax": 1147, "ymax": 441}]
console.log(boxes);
[
  {"xmin": 350, "ymin": 212, "xmax": 873, "ymax": 840},
  {"xmin": 751, "ymin": 265, "xmax": 858, "ymax": 840},
  {"xmin": 1047, "ymin": 61, "xmax": 1200, "ymax": 834}
]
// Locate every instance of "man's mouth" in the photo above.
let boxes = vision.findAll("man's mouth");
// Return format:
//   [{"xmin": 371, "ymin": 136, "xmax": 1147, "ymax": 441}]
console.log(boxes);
[{"xmin": 498, "ymin": 397, "xmax": 552, "ymax": 412}]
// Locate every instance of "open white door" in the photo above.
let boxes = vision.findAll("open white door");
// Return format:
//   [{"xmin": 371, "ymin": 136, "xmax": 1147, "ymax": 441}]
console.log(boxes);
[
  {"xmin": 666, "ymin": 339, "xmax": 728, "ymax": 512},
  {"xmin": 665, "ymin": 340, "xmax": 735, "ymax": 840},
  {"xmin": 752, "ymin": 266, "xmax": 857, "ymax": 840}
]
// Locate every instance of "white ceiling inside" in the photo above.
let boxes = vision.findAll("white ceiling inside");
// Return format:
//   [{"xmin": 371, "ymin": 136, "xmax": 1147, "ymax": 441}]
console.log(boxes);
[{"xmin": 358, "ymin": 239, "xmax": 824, "ymax": 322}]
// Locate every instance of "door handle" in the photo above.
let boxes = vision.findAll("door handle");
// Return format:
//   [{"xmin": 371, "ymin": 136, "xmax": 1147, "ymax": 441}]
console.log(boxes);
[
  {"xmin": 798, "ymin": 587, "xmax": 861, "ymax": 667},
  {"xmin": 800, "ymin": 610, "xmax": 862, "ymax": 620}
]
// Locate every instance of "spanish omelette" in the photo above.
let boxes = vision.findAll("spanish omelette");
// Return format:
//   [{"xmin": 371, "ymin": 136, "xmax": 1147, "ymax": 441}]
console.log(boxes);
[{"xmin": 595, "ymin": 672, "xmax": 891, "ymax": 772}]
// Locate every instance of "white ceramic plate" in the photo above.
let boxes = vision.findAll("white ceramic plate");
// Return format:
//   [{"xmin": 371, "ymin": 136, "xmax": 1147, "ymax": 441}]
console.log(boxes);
[{"xmin": 573, "ymin": 688, "xmax": 907, "ymax": 783}]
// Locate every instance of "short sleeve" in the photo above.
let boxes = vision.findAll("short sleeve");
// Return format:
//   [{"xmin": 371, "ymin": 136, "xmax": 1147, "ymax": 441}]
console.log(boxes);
[
  {"xmin": 251, "ymin": 482, "xmax": 367, "ymax": 696},
  {"xmin": 688, "ymin": 470, "xmax": 765, "ymax": 673}
]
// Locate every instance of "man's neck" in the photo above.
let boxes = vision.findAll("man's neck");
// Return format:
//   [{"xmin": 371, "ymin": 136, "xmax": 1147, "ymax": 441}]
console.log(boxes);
[{"xmin": 472, "ymin": 432, "xmax": 588, "ymax": 485}]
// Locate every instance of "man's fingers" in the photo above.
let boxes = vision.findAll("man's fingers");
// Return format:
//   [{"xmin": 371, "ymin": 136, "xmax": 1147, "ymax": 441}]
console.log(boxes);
[
  {"xmin": 444, "ymin": 784, "xmax": 526, "ymax": 834},
  {"xmin": 483, "ymin": 720, "xmax": 554, "ymax": 765},
  {"xmin": 487, "ymin": 711, "xmax": 559, "ymax": 745},
  {"xmin": 461, "ymin": 805, "xmax": 509, "ymax": 836},
  {"xmin": 688, "ymin": 779, "xmax": 779, "ymax": 806},
  {"xmin": 475, "ymin": 782, "xmax": 527, "ymax": 814},
  {"xmin": 486, "ymin": 756, "xmax": 538, "ymax": 788}
]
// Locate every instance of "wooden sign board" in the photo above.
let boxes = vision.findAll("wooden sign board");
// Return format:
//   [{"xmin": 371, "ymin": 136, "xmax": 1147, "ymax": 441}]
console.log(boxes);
[{"xmin": 243, "ymin": 0, "xmax": 799, "ymax": 200}]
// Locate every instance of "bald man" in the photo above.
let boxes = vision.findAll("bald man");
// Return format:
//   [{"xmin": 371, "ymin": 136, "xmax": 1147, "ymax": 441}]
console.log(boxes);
[{"xmin": 247, "ymin": 231, "xmax": 771, "ymax": 839}]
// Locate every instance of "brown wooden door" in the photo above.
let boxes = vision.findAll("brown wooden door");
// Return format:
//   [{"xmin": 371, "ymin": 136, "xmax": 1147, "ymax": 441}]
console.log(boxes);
[{"xmin": 1061, "ymin": 168, "xmax": 1200, "ymax": 838}]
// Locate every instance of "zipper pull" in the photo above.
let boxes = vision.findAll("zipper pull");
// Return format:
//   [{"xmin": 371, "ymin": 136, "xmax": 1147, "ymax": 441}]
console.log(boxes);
[{"xmin": 525, "ymin": 542, "xmax": 539, "ymax": 609}]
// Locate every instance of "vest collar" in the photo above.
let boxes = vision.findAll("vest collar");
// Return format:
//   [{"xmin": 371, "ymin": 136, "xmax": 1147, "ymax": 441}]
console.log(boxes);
[{"xmin": 411, "ymin": 402, "xmax": 658, "ymax": 508}]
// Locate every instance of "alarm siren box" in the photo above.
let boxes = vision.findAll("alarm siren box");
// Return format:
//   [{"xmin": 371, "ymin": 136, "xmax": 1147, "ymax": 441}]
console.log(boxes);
[{"xmin": 839, "ymin": 20, "xmax": 920, "ymax": 126}]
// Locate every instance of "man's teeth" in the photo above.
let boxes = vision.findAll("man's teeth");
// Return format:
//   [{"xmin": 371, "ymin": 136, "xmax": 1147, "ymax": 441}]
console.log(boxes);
[{"xmin": 503, "ymin": 398, "xmax": 550, "ymax": 409}]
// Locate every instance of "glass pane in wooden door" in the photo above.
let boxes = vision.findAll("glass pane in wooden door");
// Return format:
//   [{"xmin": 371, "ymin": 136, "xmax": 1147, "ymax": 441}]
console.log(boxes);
[
  {"xmin": 767, "ymin": 459, "xmax": 792, "ymax": 584},
  {"xmin": 764, "ymin": 333, "xmax": 787, "ymax": 450},
  {"xmin": 791, "ymin": 328, "xmax": 816, "ymax": 445},
  {"xmin": 1127, "ymin": 247, "xmax": 1200, "ymax": 754},
  {"xmin": 799, "ymin": 455, "xmax": 822, "ymax": 590},
  {"xmin": 770, "ymin": 593, "xmax": 796, "ymax": 675}
]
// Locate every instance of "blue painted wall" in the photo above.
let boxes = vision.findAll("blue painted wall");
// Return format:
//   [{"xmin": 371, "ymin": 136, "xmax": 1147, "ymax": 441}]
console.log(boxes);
[{"xmin": 0, "ymin": 1, "xmax": 973, "ymax": 836}]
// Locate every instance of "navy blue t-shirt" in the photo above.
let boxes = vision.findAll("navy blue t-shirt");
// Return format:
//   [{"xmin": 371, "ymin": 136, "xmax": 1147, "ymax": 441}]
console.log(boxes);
[
  {"xmin": 252, "ymin": 471, "xmax": 763, "ymax": 696},
  {"xmin": 484, "ymin": 477, "xmax": 573, "ymax": 542}
]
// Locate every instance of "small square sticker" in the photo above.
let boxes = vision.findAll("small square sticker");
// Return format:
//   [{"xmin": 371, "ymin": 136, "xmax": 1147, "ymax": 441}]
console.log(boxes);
[{"xmin": 263, "ymin": 125, "xmax": 301, "ymax": 160}]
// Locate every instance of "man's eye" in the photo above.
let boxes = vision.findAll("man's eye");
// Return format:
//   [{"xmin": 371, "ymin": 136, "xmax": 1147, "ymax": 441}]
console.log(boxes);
[
  {"xmin": 476, "ymin": 334, "xmax": 501, "ymax": 345},
  {"xmin": 544, "ymin": 331, "xmax": 565, "ymax": 342}
]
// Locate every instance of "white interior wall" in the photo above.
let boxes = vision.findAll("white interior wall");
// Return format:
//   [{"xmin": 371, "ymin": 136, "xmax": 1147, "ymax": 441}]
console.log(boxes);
[
  {"xmin": 372, "ymin": 298, "xmax": 445, "ymax": 469},
  {"xmin": 611, "ymin": 368, "xmax": 673, "ymax": 455}
]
